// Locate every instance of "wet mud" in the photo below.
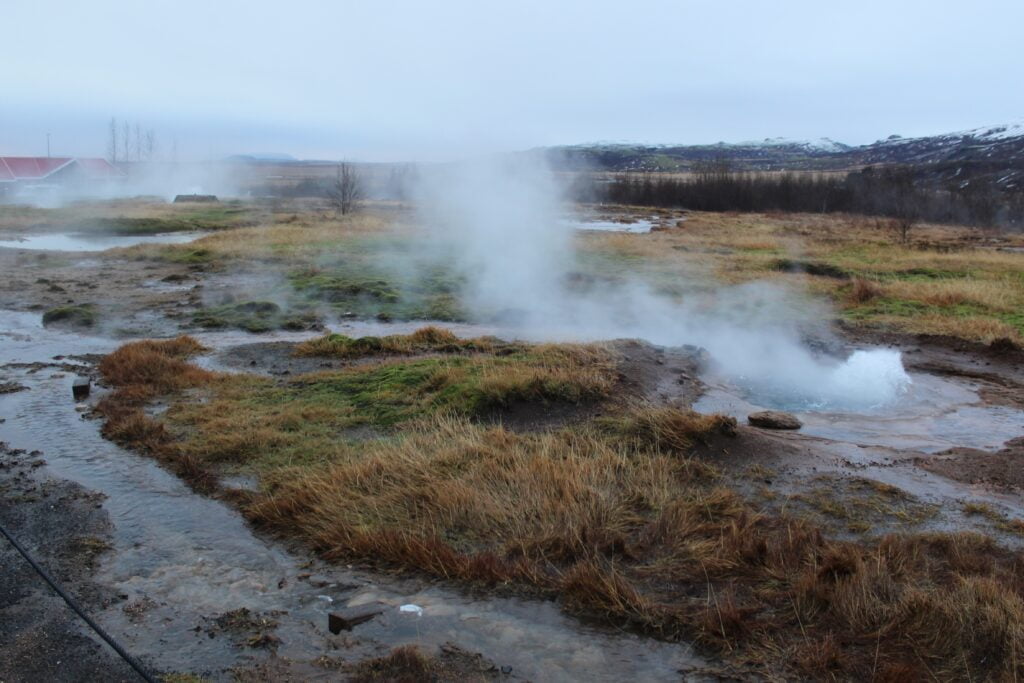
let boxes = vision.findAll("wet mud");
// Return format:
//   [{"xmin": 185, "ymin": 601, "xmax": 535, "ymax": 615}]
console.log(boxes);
[{"xmin": 0, "ymin": 443, "xmax": 136, "ymax": 682}]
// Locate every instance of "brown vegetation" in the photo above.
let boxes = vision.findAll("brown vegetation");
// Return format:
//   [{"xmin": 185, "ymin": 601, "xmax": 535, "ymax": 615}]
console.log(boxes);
[
  {"xmin": 349, "ymin": 644, "xmax": 495, "ymax": 682},
  {"xmin": 95, "ymin": 336, "xmax": 218, "ymax": 491},
  {"xmin": 245, "ymin": 415, "xmax": 1024, "ymax": 680},
  {"xmin": 93, "ymin": 335, "xmax": 1024, "ymax": 679}
]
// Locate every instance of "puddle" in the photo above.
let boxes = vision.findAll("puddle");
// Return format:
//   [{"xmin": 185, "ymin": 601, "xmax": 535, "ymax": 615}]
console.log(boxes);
[
  {"xmin": 0, "ymin": 231, "xmax": 210, "ymax": 252},
  {"xmin": 696, "ymin": 368, "xmax": 1024, "ymax": 453},
  {"xmin": 0, "ymin": 310, "xmax": 705, "ymax": 680}
]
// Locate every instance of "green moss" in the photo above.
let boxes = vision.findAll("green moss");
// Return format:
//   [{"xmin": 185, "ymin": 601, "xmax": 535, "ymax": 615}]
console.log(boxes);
[
  {"xmin": 78, "ymin": 217, "xmax": 208, "ymax": 235},
  {"xmin": 297, "ymin": 328, "xmax": 498, "ymax": 358},
  {"xmin": 290, "ymin": 272, "xmax": 400, "ymax": 303},
  {"xmin": 42, "ymin": 304, "xmax": 96, "ymax": 328},
  {"xmin": 772, "ymin": 259, "xmax": 849, "ymax": 279},
  {"xmin": 289, "ymin": 265, "xmax": 469, "ymax": 322},
  {"xmin": 876, "ymin": 267, "xmax": 972, "ymax": 281},
  {"xmin": 192, "ymin": 301, "xmax": 322, "ymax": 333}
]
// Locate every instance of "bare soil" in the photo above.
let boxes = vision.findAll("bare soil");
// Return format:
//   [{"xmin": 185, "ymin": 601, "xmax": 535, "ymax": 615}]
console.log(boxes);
[{"xmin": 0, "ymin": 443, "xmax": 138, "ymax": 682}]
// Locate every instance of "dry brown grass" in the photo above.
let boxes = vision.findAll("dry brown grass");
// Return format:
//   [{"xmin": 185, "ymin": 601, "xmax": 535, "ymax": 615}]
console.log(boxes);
[
  {"xmin": 96, "ymin": 336, "xmax": 218, "ymax": 490},
  {"xmin": 349, "ymin": 644, "xmax": 494, "ymax": 683},
  {"xmin": 123, "ymin": 211, "xmax": 393, "ymax": 263},
  {"xmin": 599, "ymin": 405, "xmax": 737, "ymax": 452},
  {"xmin": 241, "ymin": 413, "xmax": 1024, "ymax": 680},
  {"xmin": 580, "ymin": 210, "xmax": 1024, "ymax": 344},
  {"xmin": 874, "ymin": 314, "xmax": 1023, "ymax": 344},
  {"xmin": 350, "ymin": 646, "xmax": 437, "ymax": 682},
  {"xmin": 849, "ymin": 277, "xmax": 883, "ymax": 304},
  {"xmin": 93, "ymin": 334, "xmax": 1024, "ymax": 679},
  {"xmin": 98, "ymin": 336, "xmax": 210, "ymax": 395}
]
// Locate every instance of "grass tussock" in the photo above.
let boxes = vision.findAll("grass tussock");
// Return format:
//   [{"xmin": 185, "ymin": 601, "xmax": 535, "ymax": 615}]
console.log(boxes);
[
  {"xmin": 98, "ymin": 336, "xmax": 210, "ymax": 395},
  {"xmin": 351, "ymin": 646, "xmax": 438, "ymax": 682},
  {"xmin": 849, "ymin": 277, "xmax": 882, "ymax": 304},
  {"xmin": 42, "ymin": 304, "xmax": 97, "ymax": 328},
  {"xmin": 295, "ymin": 326, "xmax": 496, "ymax": 358},
  {"xmin": 349, "ymin": 644, "xmax": 495, "ymax": 683},
  {"xmin": 598, "ymin": 405, "xmax": 737, "ymax": 452},
  {"xmin": 96, "ymin": 337, "xmax": 218, "ymax": 491}
]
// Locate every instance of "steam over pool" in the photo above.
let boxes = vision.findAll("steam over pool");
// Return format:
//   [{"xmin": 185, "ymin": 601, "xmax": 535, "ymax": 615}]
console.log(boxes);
[{"xmin": 414, "ymin": 157, "xmax": 916, "ymax": 415}]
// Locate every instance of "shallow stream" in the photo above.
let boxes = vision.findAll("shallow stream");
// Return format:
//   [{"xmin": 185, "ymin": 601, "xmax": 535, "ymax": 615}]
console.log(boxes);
[
  {"xmin": 0, "ymin": 311, "xmax": 705, "ymax": 680},
  {"xmin": 0, "ymin": 230, "xmax": 209, "ymax": 252}
]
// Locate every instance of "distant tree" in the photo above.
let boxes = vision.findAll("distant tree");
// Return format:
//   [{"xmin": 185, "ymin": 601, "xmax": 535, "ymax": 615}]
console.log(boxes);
[
  {"xmin": 121, "ymin": 121, "xmax": 132, "ymax": 165},
  {"xmin": 107, "ymin": 117, "xmax": 119, "ymax": 164},
  {"xmin": 134, "ymin": 123, "xmax": 143, "ymax": 161},
  {"xmin": 328, "ymin": 162, "xmax": 363, "ymax": 215},
  {"xmin": 143, "ymin": 129, "xmax": 156, "ymax": 161},
  {"xmin": 884, "ymin": 166, "xmax": 924, "ymax": 244}
]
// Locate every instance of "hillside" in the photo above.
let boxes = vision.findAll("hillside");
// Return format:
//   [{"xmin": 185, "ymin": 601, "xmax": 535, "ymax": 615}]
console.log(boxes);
[{"xmin": 546, "ymin": 121, "xmax": 1024, "ymax": 191}]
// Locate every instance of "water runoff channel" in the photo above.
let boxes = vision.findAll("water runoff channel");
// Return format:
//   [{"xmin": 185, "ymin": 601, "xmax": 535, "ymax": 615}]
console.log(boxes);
[{"xmin": 0, "ymin": 310, "xmax": 709, "ymax": 681}]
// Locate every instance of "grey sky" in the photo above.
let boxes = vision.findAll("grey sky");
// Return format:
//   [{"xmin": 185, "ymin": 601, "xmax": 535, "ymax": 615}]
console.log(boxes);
[{"xmin": 3, "ymin": 0, "xmax": 1022, "ymax": 161}]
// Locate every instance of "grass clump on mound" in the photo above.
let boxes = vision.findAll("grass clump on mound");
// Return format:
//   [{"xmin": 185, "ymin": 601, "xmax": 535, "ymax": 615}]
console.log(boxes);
[
  {"xmin": 42, "ymin": 304, "xmax": 97, "ymax": 328},
  {"xmin": 295, "ymin": 326, "xmax": 498, "ymax": 358},
  {"xmin": 95, "ymin": 336, "xmax": 218, "ymax": 490},
  {"xmin": 192, "ymin": 301, "xmax": 322, "ymax": 333}
]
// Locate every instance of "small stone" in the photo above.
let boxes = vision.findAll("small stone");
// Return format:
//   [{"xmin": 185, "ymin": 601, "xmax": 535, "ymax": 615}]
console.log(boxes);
[
  {"xmin": 328, "ymin": 605, "xmax": 384, "ymax": 634},
  {"xmin": 747, "ymin": 410, "xmax": 802, "ymax": 430},
  {"xmin": 72, "ymin": 377, "xmax": 91, "ymax": 401}
]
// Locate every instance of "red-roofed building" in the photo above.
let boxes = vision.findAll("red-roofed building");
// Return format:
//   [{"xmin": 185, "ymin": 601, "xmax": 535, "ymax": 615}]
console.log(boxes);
[{"xmin": 0, "ymin": 156, "xmax": 125, "ymax": 196}]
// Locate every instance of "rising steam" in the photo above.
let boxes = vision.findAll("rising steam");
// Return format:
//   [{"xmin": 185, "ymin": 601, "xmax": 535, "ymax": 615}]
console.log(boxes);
[{"xmin": 414, "ymin": 156, "xmax": 911, "ymax": 412}]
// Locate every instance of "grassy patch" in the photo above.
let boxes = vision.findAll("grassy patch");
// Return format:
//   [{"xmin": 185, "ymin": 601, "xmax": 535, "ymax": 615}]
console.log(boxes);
[
  {"xmin": 98, "ymin": 334, "xmax": 1024, "ymax": 679},
  {"xmin": 100, "ymin": 338, "xmax": 618, "ymax": 474},
  {"xmin": 295, "ymin": 327, "xmax": 498, "ymax": 358},
  {"xmin": 289, "ymin": 265, "xmax": 469, "ymax": 322},
  {"xmin": 792, "ymin": 476, "xmax": 939, "ymax": 535},
  {"xmin": 192, "ymin": 301, "xmax": 322, "ymax": 333},
  {"xmin": 963, "ymin": 502, "xmax": 1024, "ymax": 536},
  {"xmin": 42, "ymin": 304, "xmax": 96, "ymax": 328},
  {"xmin": 77, "ymin": 216, "xmax": 241, "ymax": 235}
]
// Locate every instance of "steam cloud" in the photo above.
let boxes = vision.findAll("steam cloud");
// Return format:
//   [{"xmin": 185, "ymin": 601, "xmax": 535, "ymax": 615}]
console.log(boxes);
[{"xmin": 414, "ymin": 156, "xmax": 912, "ymax": 412}]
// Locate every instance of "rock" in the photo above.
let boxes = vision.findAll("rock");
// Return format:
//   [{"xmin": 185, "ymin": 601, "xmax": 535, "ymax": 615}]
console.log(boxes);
[
  {"xmin": 328, "ymin": 605, "xmax": 384, "ymax": 634},
  {"xmin": 0, "ymin": 382, "xmax": 27, "ymax": 395},
  {"xmin": 72, "ymin": 377, "xmax": 91, "ymax": 401},
  {"xmin": 747, "ymin": 410, "xmax": 802, "ymax": 430}
]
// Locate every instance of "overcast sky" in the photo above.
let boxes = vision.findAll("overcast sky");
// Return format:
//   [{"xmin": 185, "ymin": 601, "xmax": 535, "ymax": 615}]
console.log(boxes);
[{"xmin": 3, "ymin": 0, "xmax": 1022, "ymax": 161}]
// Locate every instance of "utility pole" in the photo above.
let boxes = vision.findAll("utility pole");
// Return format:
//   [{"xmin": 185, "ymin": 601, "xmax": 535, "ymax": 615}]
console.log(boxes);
[{"xmin": 46, "ymin": 133, "xmax": 51, "ymax": 158}]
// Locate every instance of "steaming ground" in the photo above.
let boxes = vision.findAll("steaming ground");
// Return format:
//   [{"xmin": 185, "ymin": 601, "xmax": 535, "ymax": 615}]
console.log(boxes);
[
  {"xmin": 3, "ymin": 193, "xmax": 1024, "ymax": 680},
  {"xmin": 416, "ymin": 158, "xmax": 913, "ymax": 413}
]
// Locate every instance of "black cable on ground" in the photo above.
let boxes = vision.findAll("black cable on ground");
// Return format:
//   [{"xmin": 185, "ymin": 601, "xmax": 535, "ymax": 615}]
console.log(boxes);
[{"xmin": 0, "ymin": 520, "xmax": 158, "ymax": 683}]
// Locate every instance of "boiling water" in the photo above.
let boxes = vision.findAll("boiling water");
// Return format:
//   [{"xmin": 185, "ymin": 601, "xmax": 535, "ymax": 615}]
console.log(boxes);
[
  {"xmin": 726, "ymin": 348, "xmax": 913, "ymax": 413},
  {"xmin": 697, "ymin": 347, "xmax": 1024, "ymax": 452}
]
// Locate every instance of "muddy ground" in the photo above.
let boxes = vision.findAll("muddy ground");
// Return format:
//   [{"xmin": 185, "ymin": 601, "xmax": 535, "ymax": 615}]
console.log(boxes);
[{"xmin": 0, "ymin": 443, "xmax": 137, "ymax": 682}]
